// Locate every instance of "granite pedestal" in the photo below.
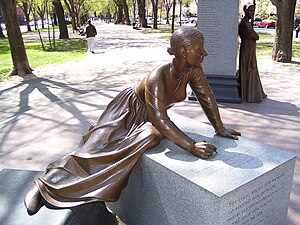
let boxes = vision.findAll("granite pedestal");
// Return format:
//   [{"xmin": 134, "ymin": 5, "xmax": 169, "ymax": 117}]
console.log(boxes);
[
  {"xmin": 0, "ymin": 169, "xmax": 115, "ymax": 225},
  {"xmin": 192, "ymin": 0, "xmax": 241, "ymax": 103},
  {"xmin": 107, "ymin": 113, "xmax": 295, "ymax": 225}
]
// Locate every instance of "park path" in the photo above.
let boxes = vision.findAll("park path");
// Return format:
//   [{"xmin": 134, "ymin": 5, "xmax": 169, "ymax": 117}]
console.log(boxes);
[
  {"xmin": 1, "ymin": 22, "xmax": 299, "ymax": 125},
  {"xmin": 0, "ymin": 22, "xmax": 172, "ymax": 124}
]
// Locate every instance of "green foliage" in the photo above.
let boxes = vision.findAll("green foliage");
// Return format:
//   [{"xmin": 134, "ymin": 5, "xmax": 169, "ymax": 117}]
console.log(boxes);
[
  {"xmin": 96, "ymin": 0, "xmax": 116, "ymax": 17},
  {"xmin": 0, "ymin": 38, "xmax": 86, "ymax": 81},
  {"xmin": 269, "ymin": 15, "xmax": 277, "ymax": 20},
  {"xmin": 86, "ymin": 0, "xmax": 99, "ymax": 13},
  {"xmin": 296, "ymin": 1, "xmax": 300, "ymax": 14},
  {"xmin": 256, "ymin": 0, "xmax": 274, "ymax": 20}
]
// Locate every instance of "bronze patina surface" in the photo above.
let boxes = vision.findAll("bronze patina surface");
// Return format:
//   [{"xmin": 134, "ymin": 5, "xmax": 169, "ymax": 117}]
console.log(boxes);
[
  {"xmin": 238, "ymin": 4, "xmax": 267, "ymax": 103},
  {"xmin": 24, "ymin": 27, "xmax": 240, "ymax": 215}
]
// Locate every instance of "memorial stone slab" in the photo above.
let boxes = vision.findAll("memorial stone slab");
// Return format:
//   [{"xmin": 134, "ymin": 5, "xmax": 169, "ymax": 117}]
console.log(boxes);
[
  {"xmin": 0, "ymin": 169, "xmax": 115, "ymax": 225},
  {"xmin": 191, "ymin": 0, "xmax": 241, "ymax": 102},
  {"xmin": 107, "ymin": 113, "xmax": 295, "ymax": 225}
]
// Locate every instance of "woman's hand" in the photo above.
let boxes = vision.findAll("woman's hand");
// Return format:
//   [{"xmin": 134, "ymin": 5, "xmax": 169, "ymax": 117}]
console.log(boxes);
[
  {"xmin": 190, "ymin": 141, "xmax": 217, "ymax": 159},
  {"xmin": 217, "ymin": 128, "xmax": 241, "ymax": 140}
]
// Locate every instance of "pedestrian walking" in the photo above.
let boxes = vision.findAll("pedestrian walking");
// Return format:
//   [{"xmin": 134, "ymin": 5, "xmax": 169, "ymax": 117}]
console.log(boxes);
[
  {"xmin": 296, "ymin": 24, "xmax": 299, "ymax": 38},
  {"xmin": 85, "ymin": 20, "xmax": 97, "ymax": 53}
]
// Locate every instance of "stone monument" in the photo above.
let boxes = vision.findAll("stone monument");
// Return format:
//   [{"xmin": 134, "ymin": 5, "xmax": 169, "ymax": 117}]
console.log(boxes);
[
  {"xmin": 107, "ymin": 113, "xmax": 295, "ymax": 225},
  {"xmin": 189, "ymin": 0, "xmax": 241, "ymax": 103}
]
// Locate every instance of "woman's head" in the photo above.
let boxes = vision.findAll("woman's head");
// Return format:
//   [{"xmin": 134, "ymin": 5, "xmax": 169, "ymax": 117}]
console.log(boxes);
[
  {"xmin": 167, "ymin": 28, "xmax": 204, "ymax": 57},
  {"xmin": 243, "ymin": 4, "xmax": 255, "ymax": 19},
  {"xmin": 168, "ymin": 27, "xmax": 207, "ymax": 68}
]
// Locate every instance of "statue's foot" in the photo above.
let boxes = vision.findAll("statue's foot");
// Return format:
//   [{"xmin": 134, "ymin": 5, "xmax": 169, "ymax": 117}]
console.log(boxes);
[{"xmin": 24, "ymin": 183, "xmax": 43, "ymax": 215}]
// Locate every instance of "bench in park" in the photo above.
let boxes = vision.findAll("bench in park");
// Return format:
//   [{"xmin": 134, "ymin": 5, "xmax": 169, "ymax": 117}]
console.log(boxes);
[{"xmin": 0, "ymin": 169, "xmax": 116, "ymax": 225}]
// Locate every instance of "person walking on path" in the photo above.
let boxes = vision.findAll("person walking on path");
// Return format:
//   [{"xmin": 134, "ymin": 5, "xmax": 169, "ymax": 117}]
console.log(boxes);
[{"xmin": 85, "ymin": 20, "xmax": 97, "ymax": 53}]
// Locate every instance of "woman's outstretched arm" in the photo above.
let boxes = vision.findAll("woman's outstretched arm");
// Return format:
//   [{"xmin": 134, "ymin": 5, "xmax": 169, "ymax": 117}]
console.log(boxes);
[{"xmin": 189, "ymin": 68, "xmax": 241, "ymax": 139}]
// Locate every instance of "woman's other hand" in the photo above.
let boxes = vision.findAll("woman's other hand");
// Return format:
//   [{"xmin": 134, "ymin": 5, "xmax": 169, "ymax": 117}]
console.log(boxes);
[
  {"xmin": 190, "ymin": 141, "xmax": 217, "ymax": 159},
  {"xmin": 217, "ymin": 128, "xmax": 241, "ymax": 140}
]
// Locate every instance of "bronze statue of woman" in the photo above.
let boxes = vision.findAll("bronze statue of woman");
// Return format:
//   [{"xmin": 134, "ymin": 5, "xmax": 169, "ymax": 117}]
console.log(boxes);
[
  {"xmin": 24, "ymin": 27, "xmax": 241, "ymax": 215},
  {"xmin": 238, "ymin": 4, "xmax": 267, "ymax": 102}
]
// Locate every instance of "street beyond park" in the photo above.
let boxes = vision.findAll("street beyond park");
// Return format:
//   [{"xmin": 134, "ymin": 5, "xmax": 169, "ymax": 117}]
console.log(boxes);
[{"xmin": 0, "ymin": 22, "xmax": 299, "ymax": 225}]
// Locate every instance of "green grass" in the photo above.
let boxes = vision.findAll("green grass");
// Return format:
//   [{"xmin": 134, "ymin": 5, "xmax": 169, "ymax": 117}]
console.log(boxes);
[
  {"xmin": 0, "ymin": 37, "xmax": 86, "ymax": 81},
  {"xmin": 256, "ymin": 42, "xmax": 274, "ymax": 57},
  {"xmin": 257, "ymin": 33, "xmax": 274, "ymax": 39},
  {"xmin": 0, "ymin": 39, "xmax": 12, "ymax": 77},
  {"xmin": 256, "ymin": 33, "xmax": 300, "ymax": 59},
  {"xmin": 292, "ymin": 44, "xmax": 300, "ymax": 59},
  {"xmin": 26, "ymin": 39, "xmax": 86, "ymax": 67}
]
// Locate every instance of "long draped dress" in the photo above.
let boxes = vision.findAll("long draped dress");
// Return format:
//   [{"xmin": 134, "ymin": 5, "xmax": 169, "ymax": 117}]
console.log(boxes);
[
  {"xmin": 33, "ymin": 63, "xmax": 224, "ymax": 208},
  {"xmin": 238, "ymin": 18, "xmax": 267, "ymax": 103}
]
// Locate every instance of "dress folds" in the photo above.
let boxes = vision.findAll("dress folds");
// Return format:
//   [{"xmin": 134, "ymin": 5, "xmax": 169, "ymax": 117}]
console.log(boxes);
[
  {"xmin": 33, "ymin": 65, "xmax": 225, "ymax": 208},
  {"xmin": 36, "ymin": 87, "xmax": 161, "ymax": 207},
  {"xmin": 239, "ymin": 18, "xmax": 267, "ymax": 103}
]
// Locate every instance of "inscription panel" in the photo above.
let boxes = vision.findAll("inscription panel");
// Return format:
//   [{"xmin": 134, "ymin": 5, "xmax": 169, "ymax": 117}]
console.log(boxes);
[
  {"xmin": 226, "ymin": 172, "xmax": 285, "ymax": 225},
  {"xmin": 198, "ymin": 1, "xmax": 221, "ymax": 59},
  {"xmin": 198, "ymin": 0, "xmax": 239, "ymax": 75}
]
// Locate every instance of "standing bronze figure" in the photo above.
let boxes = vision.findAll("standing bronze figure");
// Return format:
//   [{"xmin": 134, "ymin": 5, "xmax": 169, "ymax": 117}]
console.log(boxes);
[
  {"xmin": 238, "ymin": 4, "xmax": 267, "ymax": 103},
  {"xmin": 24, "ymin": 28, "xmax": 241, "ymax": 215}
]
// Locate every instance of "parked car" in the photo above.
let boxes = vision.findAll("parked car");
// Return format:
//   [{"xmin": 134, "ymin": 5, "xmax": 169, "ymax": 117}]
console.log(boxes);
[
  {"xmin": 258, "ymin": 19, "xmax": 276, "ymax": 28},
  {"xmin": 253, "ymin": 17, "xmax": 262, "ymax": 27},
  {"xmin": 145, "ymin": 17, "xmax": 153, "ymax": 22},
  {"xmin": 188, "ymin": 17, "xmax": 197, "ymax": 24},
  {"xmin": 175, "ymin": 17, "xmax": 189, "ymax": 24}
]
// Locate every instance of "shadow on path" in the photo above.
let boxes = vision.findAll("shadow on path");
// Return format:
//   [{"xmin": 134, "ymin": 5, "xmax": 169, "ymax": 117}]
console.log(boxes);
[{"xmin": 0, "ymin": 74, "xmax": 89, "ymax": 119}]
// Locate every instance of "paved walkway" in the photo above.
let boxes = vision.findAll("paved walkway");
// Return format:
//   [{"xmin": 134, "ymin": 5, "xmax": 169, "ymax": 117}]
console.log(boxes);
[{"xmin": 0, "ymin": 22, "xmax": 299, "ymax": 225}]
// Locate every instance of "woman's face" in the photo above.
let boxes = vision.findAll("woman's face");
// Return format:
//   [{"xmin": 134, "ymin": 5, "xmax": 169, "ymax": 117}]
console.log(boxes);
[
  {"xmin": 185, "ymin": 40, "xmax": 207, "ymax": 68},
  {"xmin": 246, "ymin": 6, "xmax": 255, "ymax": 19}
]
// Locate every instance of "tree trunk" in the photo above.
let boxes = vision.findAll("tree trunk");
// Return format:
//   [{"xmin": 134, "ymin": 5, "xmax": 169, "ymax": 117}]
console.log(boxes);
[
  {"xmin": 137, "ymin": 0, "xmax": 147, "ymax": 27},
  {"xmin": 0, "ymin": 0, "xmax": 33, "ymax": 76},
  {"xmin": 171, "ymin": 0, "xmax": 176, "ymax": 33},
  {"xmin": 71, "ymin": 14, "xmax": 77, "ymax": 31},
  {"xmin": 53, "ymin": 12, "xmax": 58, "ymax": 26},
  {"xmin": 116, "ymin": 2, "xmax": 123, "ymax": 24},
  {"xmin": 63, "ymin": 0, "xmax": 76, "ymax": 31},
  {"xmin": 270, "ymin": 0, "xmax": 297, "ymax": 62},
  {"xmin": 132, "ymin": 0, "xmax": 137, "ymax": 23},
  {"xmin": 53, "ymin": 0, "xmax": 69, "ymax": 39},
  {"xmin": 25, "ymin": 12, "xmax": 32, "ymax": 32},
  {"xmin": 122, "ymin": 0, "xmax": 131, "ymax": 25},
  {"xmin": 165, "ymin": 1, "xmax": 172, "ymax": 25},
  {"xmin": 75, "ymin": 12, "xmax": 80, "ymax": 26},
  {"xmin": 164, "ymin": 0, "xmax": 172, "ymax": 25},
  {"xmin": 18, "ymin": 1, "xmax": 33, "ymax": 32},
  {"xmin": 151, "ymin": 0, "xmax": 158, "ymax": 29},
  {"xmin": 106, "ymin": 11, "xmax": 112, "ymax": 23},
  {"xmin": 36, "ymin": 5, "xmax": 46, "ymax": 29}
]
